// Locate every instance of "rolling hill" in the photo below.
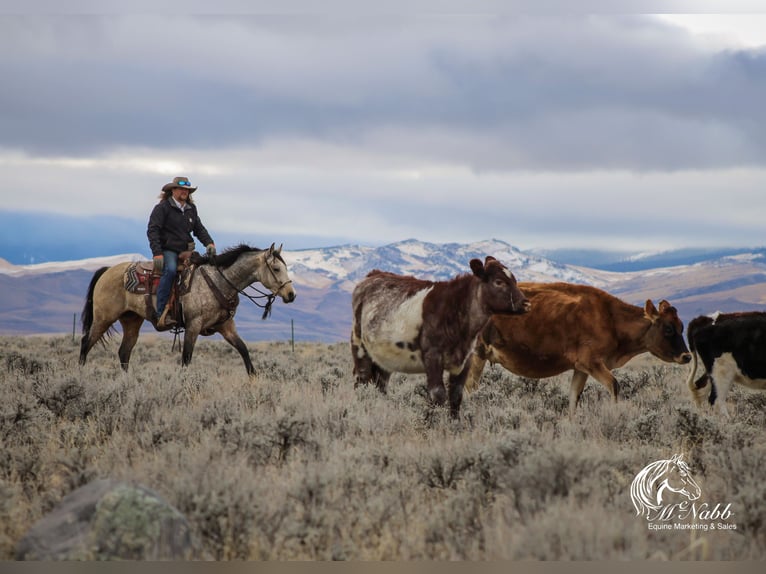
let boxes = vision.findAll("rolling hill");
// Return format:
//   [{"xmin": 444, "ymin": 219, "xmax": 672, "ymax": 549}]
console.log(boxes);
[{"xmin": 2, "ymin": 240, "xmax": 765, "ymax": 342}]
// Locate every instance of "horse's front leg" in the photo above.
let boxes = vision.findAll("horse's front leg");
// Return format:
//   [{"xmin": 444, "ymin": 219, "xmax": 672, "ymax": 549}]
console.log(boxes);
[{"xmin": 218, "ymin": 319, "xmax": 256, "ymax": 377}]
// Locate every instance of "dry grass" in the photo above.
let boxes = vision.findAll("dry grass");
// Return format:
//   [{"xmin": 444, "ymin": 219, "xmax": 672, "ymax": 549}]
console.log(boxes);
[{"xmin": 1, "ymin": 334, "xmax": 764, "ymax": 560}]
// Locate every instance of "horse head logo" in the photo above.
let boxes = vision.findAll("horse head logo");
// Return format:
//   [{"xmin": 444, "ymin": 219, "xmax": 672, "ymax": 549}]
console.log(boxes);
[{"xmin": 630, "ymin": 454, "xmax": 702, "ymax": 519}]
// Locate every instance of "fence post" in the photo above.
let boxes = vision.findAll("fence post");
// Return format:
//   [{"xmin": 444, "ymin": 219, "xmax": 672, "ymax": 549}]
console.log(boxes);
[
  {"xmin": 72, "ymin": 313, "xmax": 76, "ymax": 344},
  {"xmin": 291, "ymin": 319, "xmax": 295, "ymax": 353}
]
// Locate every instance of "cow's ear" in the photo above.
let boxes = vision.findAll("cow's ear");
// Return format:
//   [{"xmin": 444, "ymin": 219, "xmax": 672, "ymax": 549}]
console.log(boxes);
[
  {"xmin": 658, "ymin": 300, "xmax": 673, "ymax": 314},
  {"xmin": 644, "ymin": 300, "xmax": 659, "ymax": 321},
  {"xmin": 484, "ymin": 255, "xmax": 497, "ymax": 265},
  {"xmin": 470, "ymin": 258, "xmax": 486, "ymax": 279}
]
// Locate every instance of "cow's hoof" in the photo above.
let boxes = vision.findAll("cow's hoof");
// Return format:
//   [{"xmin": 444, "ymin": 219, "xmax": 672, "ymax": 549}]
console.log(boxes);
[{"xmin": 429, "ymin": 386, "xmax": 447, "ymax": 406}]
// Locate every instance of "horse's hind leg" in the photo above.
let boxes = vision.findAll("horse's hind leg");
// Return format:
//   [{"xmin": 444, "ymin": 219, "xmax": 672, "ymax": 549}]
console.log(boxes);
[
  {"xmin": 218, "ymin": 319, "xmax": 255, "ymax": 377},
  {"xmin": 117, "ymin": 312, "xmax": 144, "ymax": 371},
  {"xmin": 181, "ymin": 329, "xmax": 200, "ymax": 368},
  {"xmin": 79, "ymin": 319, "xmax": 114, "ymax": 365}
]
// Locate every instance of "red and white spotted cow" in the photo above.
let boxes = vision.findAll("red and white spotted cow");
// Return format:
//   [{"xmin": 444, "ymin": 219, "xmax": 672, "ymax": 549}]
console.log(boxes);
[
  {"xmin": 686, "ymin": 311, "xmax": 766, "ymax": 416},
  {"xmin": 351, "ymin": 256, "xmax": 530, "ymax": 418}
]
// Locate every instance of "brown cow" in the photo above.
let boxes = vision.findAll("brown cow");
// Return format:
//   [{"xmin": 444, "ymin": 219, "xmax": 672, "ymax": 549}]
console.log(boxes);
[
  {"xmin": 465, "ymin": 282, "xmax": 692, "ymax": 415},
  {"xmin": 351, "ymin": 256, "xmax": 530, "ymax": 418}
]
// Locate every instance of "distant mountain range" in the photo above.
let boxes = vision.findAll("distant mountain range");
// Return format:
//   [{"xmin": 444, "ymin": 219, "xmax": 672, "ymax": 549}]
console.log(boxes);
[{"xmin": 2, "ymin": 239, "xmax": 766, "ymax": 343}]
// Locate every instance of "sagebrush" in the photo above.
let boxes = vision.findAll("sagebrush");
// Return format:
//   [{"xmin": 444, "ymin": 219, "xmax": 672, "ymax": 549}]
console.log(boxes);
[{"xmin": 1, "ymin": 335, "xmax": 764, "ymax": 560}]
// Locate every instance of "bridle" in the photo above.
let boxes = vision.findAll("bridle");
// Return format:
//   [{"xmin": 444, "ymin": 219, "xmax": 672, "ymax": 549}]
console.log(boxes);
[{"xmin": 213, "ymin": 251, "xmax": 293, "ymax": 319}]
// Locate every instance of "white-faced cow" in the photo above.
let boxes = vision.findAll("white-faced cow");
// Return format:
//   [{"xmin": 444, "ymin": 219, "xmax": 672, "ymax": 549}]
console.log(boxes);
[
  {"xmin": 686, "ymin": 311, "xmax": 766, "ymax": 416},
  {"xmin": 351, "ymin": 256, "xmax": 531, "ymax": 418},
  {"xmin": 465, "ymin": 282, "xmax": 692, "ymax": 416}
]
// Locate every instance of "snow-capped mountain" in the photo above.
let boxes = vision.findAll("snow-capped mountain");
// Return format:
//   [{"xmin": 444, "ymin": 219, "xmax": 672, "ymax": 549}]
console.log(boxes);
[
  {"xmin": 282, "ymin": 238, "xmax": 607, "ymax": 292},
  {"xmin": 2, "ymin": 239, "xmax": 766, "ymax": 342}
]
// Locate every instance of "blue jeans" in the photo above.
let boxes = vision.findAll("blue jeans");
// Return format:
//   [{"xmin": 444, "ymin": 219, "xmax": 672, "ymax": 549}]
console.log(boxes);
[{"xmin": 156, "ymin": 249, "xmax": 178, "ymax": 316}]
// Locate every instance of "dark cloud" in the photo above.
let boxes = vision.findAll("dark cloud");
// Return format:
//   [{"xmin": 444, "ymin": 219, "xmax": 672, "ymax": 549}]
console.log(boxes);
[{"xmin": 1, "ymin": 14, "xmax": 765, "ymax": 171}]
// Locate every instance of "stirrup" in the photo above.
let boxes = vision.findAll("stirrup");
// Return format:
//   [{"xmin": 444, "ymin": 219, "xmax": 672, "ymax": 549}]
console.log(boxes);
[{"xmin": 158, "ymin": 308, "xmax": 177, "ymax": 328}]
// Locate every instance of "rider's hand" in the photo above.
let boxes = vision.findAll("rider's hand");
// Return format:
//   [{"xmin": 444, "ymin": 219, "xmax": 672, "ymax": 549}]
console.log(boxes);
[
  {"xmin": 206, "ymin": 244, "xmax": 216, "ymax": 259},
  {"xmin": 153, "ymin": 255, "xmax": 164, "ymax": 274}
]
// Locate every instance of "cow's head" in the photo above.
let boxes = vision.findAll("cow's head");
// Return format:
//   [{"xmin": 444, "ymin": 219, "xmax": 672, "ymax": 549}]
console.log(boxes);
[
  {"xmin": 470, "ymin": 256, "xmax": 531, "ymax": 315},
  {"xmin": 643, "ymin": 299, "xmax": 692, "ymax": 364}
]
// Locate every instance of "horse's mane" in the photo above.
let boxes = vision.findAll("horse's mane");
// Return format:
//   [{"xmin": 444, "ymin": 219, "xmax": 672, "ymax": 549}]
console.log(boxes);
[
  {"xmin": 630, "ymin": 454, "xmax": 692, "ymax": 517},
  {"xmin": 198, "ymin": 243, "xmax": 286, "ymax": 269},
  {"xmin": 631, "ymin": 459, "xmax": 671, "ymax": 516}
]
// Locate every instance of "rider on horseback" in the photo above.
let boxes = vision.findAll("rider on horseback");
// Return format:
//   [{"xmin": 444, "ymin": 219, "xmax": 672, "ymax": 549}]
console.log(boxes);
[{"xmin": 147, "ymin": 176, "xmax": 216, "ymax": 328}]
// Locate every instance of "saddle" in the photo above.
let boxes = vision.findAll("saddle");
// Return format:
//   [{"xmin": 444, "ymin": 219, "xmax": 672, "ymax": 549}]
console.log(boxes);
[{"xmin": 123, "ymin": 251, "xmax": 201, "ymax": 330}]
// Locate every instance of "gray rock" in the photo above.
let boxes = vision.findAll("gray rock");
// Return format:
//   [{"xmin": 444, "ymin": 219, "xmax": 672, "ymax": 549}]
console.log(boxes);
[{"xmin": 16, "ymin": 478, "xmax": 196, "ymax": 560}]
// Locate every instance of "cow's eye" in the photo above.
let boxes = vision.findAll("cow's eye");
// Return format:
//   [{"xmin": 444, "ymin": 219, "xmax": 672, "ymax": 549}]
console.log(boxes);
[
  {"xmin": 494, "ymin": 279, "xmax": 506, "ymax": 287},
  {"xmin": 663, "ymin": 325, "xmax": 674, "ymax": 336}
]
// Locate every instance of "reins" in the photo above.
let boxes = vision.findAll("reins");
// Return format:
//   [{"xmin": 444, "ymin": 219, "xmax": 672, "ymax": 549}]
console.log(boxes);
[{"xmin": 211, "ymin": 252, "xmax": 292, "ymax": 320}]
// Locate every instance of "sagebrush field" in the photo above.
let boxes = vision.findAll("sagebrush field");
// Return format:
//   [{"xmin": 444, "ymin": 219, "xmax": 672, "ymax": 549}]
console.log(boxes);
[{"xmin": 1, "ymin": 334, "xmax": 764, "ymax": 560}]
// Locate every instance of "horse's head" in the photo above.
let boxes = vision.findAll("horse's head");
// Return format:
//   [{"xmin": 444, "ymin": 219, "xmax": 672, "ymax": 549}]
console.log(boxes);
[
  {"xmin": 631, "ymin": 454, "xmax": 701, "ymax": 518},
  {"xmin": 660, "ymin": 454, "xmax": 701, "ymax": 502},
  {"xmin": 261, "ymin": 243, "xmax": 297, "ymax": 304}
]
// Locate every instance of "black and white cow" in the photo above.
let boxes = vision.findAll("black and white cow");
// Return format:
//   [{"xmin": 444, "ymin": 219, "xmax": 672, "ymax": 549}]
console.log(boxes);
[
  {"xmin": 686, "ymin": 311, "xmax": 766, "ymax": 415},
  {"xmin": 351, "ymin": 256, "xmax": 530, "ymax": 418}
]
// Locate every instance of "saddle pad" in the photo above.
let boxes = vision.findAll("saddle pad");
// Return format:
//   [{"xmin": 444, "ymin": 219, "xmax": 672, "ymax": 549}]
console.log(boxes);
[{"xmin": 124, "ymin": 262, "xmax": 159, "ymax": 294}]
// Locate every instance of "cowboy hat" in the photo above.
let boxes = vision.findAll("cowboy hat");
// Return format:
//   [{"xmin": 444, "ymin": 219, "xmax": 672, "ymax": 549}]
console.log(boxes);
[{"xmin": 161, "ymin": 176, "xmax": 197, "ymax": 193}]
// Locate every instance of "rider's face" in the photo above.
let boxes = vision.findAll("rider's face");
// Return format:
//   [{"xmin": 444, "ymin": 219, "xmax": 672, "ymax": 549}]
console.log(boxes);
[{"xmin": 172, "ymin": 187, "xmax": 190, "ymax": 203}]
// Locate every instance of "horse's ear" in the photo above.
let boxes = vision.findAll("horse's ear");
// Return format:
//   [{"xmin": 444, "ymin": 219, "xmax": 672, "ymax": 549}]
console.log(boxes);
[
  {"xmin": 268, "ymin": 242, "xmax": 275, "ymax": 254},
  {"xmin": 276, "ymin": 243, "xmax": 283, "ymax": 255}
]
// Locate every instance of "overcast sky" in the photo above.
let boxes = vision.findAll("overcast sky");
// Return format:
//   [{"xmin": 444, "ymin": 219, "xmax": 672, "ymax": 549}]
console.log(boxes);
[{"xmin": 2, "ymin": 7, "xmax": 766, "ymax": 253}]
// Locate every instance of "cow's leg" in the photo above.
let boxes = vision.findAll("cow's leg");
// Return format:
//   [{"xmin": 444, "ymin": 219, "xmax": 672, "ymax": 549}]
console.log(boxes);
[
  {"xmin": 218, "ymin": 319, "xmax": 256, "ymax": 377},
  {"xmin": 423, "ymin": 350, "xmax": 446, "ymax": 405},
  {"xmin": 710, "ymin": 356, "xmax": 736, "ymax": 417},
  {"xmin": 117, "ymin": 313, "xmax": 143, "ymax": 371},
  {"xmin": 568, "ymin": 369, "xmax": 589, "ymax": 417},
  {"xmin": 447, "ymin": 365, "xmax": 471, "ymax": 419},
  {"xmin": 698, "ymin": 352, "xmax": 720, "ymax": 410},
  {"xmin": 372, "ymin": 366, "xmax": 391, "ymax": 394},
  {"xmin": 351, "ymin": 341, "xmax": 390, "ymax": 393},
  {"xmin": 463, "ymin": 352, "xmax": 487, "ymax": 393},
  {"xmin": 583, "ymin": 361, "xmax": 620, "ymax": 403},
  {"xmin": 352, "ymin": 340, "xmax": 374, "ymax": 386}
]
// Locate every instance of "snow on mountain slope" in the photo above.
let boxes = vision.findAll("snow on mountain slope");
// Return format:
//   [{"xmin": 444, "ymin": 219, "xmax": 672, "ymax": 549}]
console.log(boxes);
[
  {"xmin": 282, "ymin": 238, "xmax": 604, "ymax": 292},
  {"xmin": 0, "ymin": 254, "xmax": 147, "ymax": 276}
]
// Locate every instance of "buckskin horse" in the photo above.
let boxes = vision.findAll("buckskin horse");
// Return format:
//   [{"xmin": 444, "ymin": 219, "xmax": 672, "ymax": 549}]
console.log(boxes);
[{"xmin": 79, "ymin": 243, "xmax": 296, "ymax": 375}]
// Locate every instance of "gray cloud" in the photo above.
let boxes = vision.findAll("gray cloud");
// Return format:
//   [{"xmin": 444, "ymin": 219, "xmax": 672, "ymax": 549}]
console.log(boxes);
[
  {"xmin": 2, "ymin": 12, "xmax": 765, "ymax": 253},
  {"xmin": 2, "ymin": 15, "xmax": 765, "ymax": 171}
]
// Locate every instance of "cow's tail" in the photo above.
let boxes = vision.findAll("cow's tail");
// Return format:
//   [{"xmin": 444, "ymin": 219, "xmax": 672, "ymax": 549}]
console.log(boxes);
[
  {"xmin": 684, "ymin": 343, "xmax": 715, "ymax": 407},
  {"xmin": 685, "ymin": 348, "xmax": 699, "ymax": 400},
  {"xmin": 81, "ymin": 266, "xmax": 109, "ymax": 338}
]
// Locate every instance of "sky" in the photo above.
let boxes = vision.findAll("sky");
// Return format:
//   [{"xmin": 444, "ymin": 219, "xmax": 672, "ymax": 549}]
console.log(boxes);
[{"xmin": 2, "ymin": 4, "xmax": 766, "ymax": 259}]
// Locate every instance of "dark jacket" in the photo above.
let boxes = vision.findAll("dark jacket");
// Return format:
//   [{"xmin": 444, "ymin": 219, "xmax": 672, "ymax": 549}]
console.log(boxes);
[{"xmin": 147, "ymin": 199, "xmax": 214, "ymax": 256}]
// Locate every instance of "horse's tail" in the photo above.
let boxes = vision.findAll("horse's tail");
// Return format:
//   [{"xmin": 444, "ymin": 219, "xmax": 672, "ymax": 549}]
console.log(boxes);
[{"xmin": 81, "ymin": 266, "xmax": 109, "ymax": 337}]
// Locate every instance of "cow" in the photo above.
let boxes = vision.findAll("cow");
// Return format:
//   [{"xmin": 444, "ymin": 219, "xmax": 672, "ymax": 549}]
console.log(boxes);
[
  {"xmin": 685, "ymin": 311, "xmax": 766, "ymax": 416},
  {"xmin": 464, "ymin": 282, "xmax": 692, "ymax": 416},
  {"xmin": 351, "ymin": 256, "xmax": 531, "ymax": 418}
]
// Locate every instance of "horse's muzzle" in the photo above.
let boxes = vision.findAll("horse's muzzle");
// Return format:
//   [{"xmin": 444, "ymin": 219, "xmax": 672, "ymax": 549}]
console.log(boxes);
[{"xmin": 283, "ymin": 291, "xmax": 296, "ymax": 303}]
